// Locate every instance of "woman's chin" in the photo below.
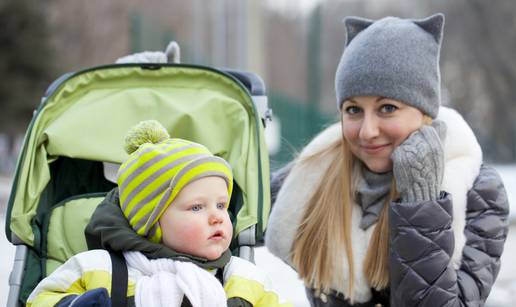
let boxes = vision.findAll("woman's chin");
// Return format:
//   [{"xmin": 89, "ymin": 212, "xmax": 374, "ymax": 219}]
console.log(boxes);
[{"xmin": 363, "ymin": 160, "xmax": 393, "ymax": 174}]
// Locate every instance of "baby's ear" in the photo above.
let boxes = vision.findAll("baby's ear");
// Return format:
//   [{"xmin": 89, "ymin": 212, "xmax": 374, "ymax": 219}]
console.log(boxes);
[
  {"xmin": 413, "ymin": 13, "xmax": 445, "ymax": 44},
  {"xmin": 343, "ymin": 16, "xmax": 374, "ymax": 45}
]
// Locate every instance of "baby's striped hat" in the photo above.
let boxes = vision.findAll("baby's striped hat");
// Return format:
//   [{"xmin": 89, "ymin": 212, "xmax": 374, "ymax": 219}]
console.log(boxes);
[{"xmin": 117, "ymin": 120, "xmax": 233, "ymax": 243}]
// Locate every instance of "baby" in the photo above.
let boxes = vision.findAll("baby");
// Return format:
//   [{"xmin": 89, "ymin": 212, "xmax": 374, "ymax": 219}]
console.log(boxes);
[{"xmin": 28, "ymin": 120, "xmax": 290, "ymax": 307}]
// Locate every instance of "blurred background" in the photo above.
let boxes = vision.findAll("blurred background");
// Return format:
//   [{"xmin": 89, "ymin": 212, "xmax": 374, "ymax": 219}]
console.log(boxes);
[{"xmin": 1, "ymin": 0, "xmax": 515, "ymax": 306}]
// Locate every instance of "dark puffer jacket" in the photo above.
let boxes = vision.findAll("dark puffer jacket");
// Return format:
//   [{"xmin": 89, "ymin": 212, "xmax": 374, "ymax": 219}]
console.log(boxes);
[
  {"xmin": 389, "ymin": 165, "xmax": 508, "ymax": 307},
  {"xmin": 272, "ymin": 164, "xmax": 509, "ymax": 307}
]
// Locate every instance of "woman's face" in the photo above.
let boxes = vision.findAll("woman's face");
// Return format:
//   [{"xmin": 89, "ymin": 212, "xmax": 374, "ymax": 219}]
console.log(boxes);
[{"xmin": 341, "ymin": 96, "xmax": 425, "ymax": 173}]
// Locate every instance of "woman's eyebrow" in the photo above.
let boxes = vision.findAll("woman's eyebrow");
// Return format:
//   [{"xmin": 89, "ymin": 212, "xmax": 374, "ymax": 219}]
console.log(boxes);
[{"xmin": 347, "ymin": 97, "xmax": 385, "ymax": 104}]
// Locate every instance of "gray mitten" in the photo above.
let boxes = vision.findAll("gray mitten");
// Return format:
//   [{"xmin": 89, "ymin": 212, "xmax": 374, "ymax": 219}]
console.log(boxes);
[{"xmin": 391, "ymin": 120, "xmax": 447, "ymax": 202}]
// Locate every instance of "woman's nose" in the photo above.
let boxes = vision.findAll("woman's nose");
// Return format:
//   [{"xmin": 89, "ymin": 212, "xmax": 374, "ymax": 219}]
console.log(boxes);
[{"xmin": 359, "ymin": 114, "xmax": 380, "ymax": 140}]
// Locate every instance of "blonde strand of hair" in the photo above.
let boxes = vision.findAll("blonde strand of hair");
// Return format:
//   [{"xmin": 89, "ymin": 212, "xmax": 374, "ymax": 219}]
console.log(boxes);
[{"xmin": 291, "ymin": 135, "xmax": 357, "ymax": 303}]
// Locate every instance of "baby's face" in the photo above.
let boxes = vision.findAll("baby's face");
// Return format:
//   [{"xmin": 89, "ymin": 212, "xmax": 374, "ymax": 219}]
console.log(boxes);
[{"xmin": 159, "ymin": 176, "xmax": 233, "ymax": 260}]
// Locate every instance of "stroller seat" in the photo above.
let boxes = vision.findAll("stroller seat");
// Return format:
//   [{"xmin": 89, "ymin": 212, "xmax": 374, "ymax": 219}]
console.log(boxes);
[{"xmin": 5, "ymin": 63, "xmax": 271, "ymax": 306}]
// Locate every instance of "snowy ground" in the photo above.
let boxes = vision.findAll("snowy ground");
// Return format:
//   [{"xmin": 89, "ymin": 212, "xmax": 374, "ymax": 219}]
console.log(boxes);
[
  {"xmin": 1, "ymin": 165, "xmax": 516, "ymax": 306},
  {"xmin": 1, "ymin": 217, "xmax": 16, "ymax": 307}
]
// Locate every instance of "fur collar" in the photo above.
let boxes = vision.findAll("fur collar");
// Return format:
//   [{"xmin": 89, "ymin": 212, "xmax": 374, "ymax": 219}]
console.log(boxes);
[{"xmin": 265, "ymin": 107, "xmax": 482, "ymax": 302}]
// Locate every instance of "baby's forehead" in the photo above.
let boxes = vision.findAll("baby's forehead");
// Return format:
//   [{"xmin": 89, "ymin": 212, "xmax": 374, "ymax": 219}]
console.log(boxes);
[
  {"xmin": 173, "ymin": 177, "xmax": 229, "ymax": 199},
  {"xmin": 174, "ymin": 192, "xmax": 229, "ymax": 202}
]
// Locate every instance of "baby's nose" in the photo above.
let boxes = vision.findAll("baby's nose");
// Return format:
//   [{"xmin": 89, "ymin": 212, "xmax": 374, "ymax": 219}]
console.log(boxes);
[{"xmin": 209, "ymin": 212, "xmax": 223, "ymax": 225}]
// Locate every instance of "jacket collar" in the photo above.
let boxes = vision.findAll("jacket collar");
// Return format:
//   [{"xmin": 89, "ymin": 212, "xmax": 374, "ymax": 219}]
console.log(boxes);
[{"xmin": 85, "ymin": 188, "xmax": 232, "ymax": 270}]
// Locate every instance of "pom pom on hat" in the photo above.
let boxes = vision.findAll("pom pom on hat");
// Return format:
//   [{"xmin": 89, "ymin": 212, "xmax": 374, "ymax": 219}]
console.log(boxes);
[{"xmin": 124, "ymin": 120, "xmax": 170, "ymax": 154}]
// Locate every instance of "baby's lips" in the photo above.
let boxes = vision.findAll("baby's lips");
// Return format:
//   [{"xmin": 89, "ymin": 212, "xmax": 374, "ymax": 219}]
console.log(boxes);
[{"xmin": 208, "ymin": 230, "xmax": 224, "ymax": 240}]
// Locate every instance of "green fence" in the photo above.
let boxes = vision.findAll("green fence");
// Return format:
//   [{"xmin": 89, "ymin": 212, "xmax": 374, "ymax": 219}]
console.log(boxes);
[
  {"xmin": 130, "ymin": 12, "xmax": 174, "ymax": 54},
  {"xmin": 127, "ymin": 11, "xmax": 335, "ymax": 170},
  {"xmin": 267, "ymin": 6, "xmax": 338, "ymax": 169},
  {"xmin": 269, "ymin": 92, "xmax": 337, "ymax": 170}
]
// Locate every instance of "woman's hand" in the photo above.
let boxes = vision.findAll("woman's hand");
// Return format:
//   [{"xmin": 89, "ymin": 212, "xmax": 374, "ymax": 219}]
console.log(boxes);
[
  {"xmin": 58, "ymin": 288, "xmax": 111, "ymax": 307},
  {"xmin": 391, "ymin": 120, "xmax": 447, "ymax": 202}
]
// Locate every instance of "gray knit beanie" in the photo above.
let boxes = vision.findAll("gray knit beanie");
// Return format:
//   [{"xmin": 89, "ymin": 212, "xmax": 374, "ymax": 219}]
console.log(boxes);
[{"xmin": 335, "ymin": 13, "xmax": 444, "ymax": 118}]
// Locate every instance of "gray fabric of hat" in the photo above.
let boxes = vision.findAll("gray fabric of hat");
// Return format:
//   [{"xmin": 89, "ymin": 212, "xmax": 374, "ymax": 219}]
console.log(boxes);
[{"xmin": 335, "ymin": 14, "xmax": 445, "ymax": 118}]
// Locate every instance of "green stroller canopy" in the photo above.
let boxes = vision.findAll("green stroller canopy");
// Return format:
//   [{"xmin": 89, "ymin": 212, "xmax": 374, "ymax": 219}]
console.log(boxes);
[{"xmin": 7, "ymin": 65, "xmax": 270, "ymax": 247}]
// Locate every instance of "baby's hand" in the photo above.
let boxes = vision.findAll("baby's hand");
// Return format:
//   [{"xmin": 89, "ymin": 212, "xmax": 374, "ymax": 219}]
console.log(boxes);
[
  {"xmin": 68, "ymin": 288, "xmax": 111, "ymax": 307},
  {"xmin": 391, "ymin": 120, "xmax": 446, "ymax": 202}
]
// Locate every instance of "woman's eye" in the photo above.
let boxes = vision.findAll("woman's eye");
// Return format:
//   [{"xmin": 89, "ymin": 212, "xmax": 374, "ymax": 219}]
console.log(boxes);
[
  {"xmin": 190, "ymin": 204, "xmax": 203, "ymax": 212},
  {"xmin": 344, "ymin": 106, "xmax": 361, "ymax": 115},
  {"xmin": 217, "ymin": 202, "xmax": 226, "ymax": 210},
  {"xmin": 380, "ymin": 104, "xmax": 398, "ymax": 113}
]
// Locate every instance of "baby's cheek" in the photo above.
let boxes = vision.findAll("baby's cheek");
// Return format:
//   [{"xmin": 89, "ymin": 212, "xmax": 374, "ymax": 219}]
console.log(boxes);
[{"xmin": 176, "ymin": 222, "xmax": 205, "ymax": 242}]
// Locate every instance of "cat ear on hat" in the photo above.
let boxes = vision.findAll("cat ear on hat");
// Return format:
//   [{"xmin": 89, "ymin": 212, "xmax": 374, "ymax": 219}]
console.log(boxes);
[
  {"xmin": 413, "ymin": 13, "xmax": 445, "ymax": 44},
  {"xmin": 343, "ymin": 16, "xmax": 374, "ymax": 45}
]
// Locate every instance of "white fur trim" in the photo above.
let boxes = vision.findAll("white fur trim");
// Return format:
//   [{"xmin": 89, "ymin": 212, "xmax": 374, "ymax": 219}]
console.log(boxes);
[
  {"xmin": 437, "ymin": 107, "xmax": 482, "ymax": 268},
  {"xmin": 265, "ymin": 107, "xmax": 481, "ymax": 302}
]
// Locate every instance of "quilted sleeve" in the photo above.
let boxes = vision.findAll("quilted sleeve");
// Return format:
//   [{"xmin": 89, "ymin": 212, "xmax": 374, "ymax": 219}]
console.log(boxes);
[
  {"xmin": 26, "ymin": 250, "xmax": 113, "ymax": 307},
  {"xmin": 389, "ymin": 165, "xmax": 509, "ymax": 307}
]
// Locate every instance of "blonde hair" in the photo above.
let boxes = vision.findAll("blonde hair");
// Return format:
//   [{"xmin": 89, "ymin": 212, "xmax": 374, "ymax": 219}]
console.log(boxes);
[
  {"xmin": 290, "ymin": 132, "xmax": 359, "ymax": 300},
  {"xmin": 291, "ymin": 115, "xmax": 432, "ymax": 301}
]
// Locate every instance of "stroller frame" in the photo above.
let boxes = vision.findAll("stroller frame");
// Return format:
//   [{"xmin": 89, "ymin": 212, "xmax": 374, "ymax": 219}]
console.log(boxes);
[{"xmin": 6, "ymin": 62, "xmax": 271, "ymax": 307}]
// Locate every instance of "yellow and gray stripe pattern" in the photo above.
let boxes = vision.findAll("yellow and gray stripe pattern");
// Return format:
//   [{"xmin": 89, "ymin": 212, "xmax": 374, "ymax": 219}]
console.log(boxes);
[
  {"xmin": 224, "ymin": 256, "xmax": 293, "ymax": 306},
  {"xmin": 28, "ymin": 251, "xmax": 292, "ymax": 307},
  {"xmin": 27, "ymin": 250, "xmax": 137, "ymax": 307},
  {"xmin": 117, "ymin": 137, "xmax": 233, "ymax": 243}
]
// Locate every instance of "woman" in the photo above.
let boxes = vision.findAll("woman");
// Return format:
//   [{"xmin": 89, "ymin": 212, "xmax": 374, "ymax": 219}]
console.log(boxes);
[{"xmin": 265, "ymin": 13, "xmax": 509, "ymax": 307}]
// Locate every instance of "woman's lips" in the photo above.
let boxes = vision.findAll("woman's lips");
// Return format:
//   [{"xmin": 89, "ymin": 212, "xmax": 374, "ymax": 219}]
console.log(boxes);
[{"xmin": 361, "ymin": 144, "xmax": 389, "ymax": 154}]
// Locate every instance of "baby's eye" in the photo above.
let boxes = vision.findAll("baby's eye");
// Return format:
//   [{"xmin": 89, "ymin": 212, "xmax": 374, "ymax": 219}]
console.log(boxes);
[
  {"xmin": 344, "ymin": 106, "xmax": 361, "ymax": 115},
  {"xmin": 379, "ymin": 104, "xmax": 398, "ymax": 113},
  {"xmin": 216, "ymin": 202, "xmax": 226, "ymax": 210},
  {"xmin": 190, "ymin": 204, "xmax": 203, "ymax": 212}
]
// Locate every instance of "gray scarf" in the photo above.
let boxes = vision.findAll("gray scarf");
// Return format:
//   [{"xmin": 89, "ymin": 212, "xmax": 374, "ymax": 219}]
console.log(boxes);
[{"xmin": 356, "ymin": 166, "xmax": 392, "ymax": 230}]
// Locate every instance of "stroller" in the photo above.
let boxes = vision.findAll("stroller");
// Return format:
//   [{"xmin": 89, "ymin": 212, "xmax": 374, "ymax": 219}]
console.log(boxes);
[{"xmin": 4, "ymin": 43, "xmax": 272, "ymax": 306}]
